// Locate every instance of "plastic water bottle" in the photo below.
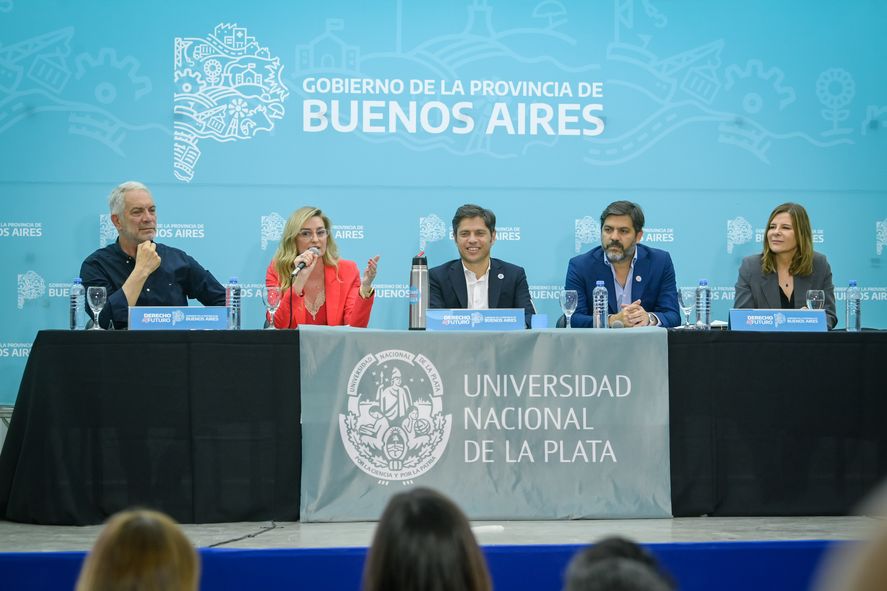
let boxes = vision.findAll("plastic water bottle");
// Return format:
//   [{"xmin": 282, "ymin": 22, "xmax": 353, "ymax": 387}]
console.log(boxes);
[
  {"xmin": 592, "ymin": 280, "xmax": 608, "ymax": 328},
  {"xmin": 409, "ymin": 254, "xmax": 428, "ymax": 330},
  {"xmin": 226, "ymin": 277, "xmax": 241, "ymax": 330},
  {"xmin": 69, "ymin": 277, "xmax": 85, "ymax": 330},
  {"xmin": 695, "ymin": 279, "xmax": 711, "ymax": 330},
  {"xmin": 846, "ymin": 280, "xmax": 861, "ymax": 332}
]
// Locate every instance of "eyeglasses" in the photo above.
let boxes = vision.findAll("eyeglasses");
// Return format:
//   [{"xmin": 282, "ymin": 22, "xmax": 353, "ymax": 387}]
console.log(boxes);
[{"xmin": 297, "ymin": 228, "xmax": 329, "ymax": 240}]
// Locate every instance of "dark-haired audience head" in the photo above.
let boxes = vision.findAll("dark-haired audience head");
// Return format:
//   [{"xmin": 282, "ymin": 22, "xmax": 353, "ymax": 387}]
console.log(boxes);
[
  {"xmin": 75, "ymin": 508, "xmax": 199, "ymax": 591},
  {"xmin": 564, "ymin": 536, "xmax": 675, "ymax": 591},
  {"xmin": 363, "ymin": 487, "xmax": 491, "ymax": 591}
]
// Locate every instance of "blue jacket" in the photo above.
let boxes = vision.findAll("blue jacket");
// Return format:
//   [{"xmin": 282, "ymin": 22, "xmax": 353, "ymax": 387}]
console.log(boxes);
[{"xmin": 565, "ymin": 243, "xmax": 680, "ymax": 328}]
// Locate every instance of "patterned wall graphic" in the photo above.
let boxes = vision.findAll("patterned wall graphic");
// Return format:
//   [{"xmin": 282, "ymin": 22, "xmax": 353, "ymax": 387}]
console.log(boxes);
[
  {"xmin": 174, "ymin": 24, "xmax": 289, "ymax": 181},
  {"xmin": 0, "ymin": 0, "xmax": 885, "ymax": 404},
  {"xmin": 0, "ymin": 26, "xmax": 163, "ymax": 155}
]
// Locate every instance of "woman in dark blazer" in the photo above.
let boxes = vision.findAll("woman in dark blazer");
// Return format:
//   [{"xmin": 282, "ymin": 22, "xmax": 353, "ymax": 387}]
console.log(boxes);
[{"xmin": 734, "ymin": 202, "xmax": 837, "ymax": 329}]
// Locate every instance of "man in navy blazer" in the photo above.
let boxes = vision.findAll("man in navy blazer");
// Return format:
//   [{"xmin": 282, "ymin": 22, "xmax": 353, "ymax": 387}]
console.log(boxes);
[
  {"xmin": 429, "ymin": 204, "xmax": 534, "ymax": 328},
  {"xmin": 565, "ymin": 201, "xmax": 680, "ymax": 328}
]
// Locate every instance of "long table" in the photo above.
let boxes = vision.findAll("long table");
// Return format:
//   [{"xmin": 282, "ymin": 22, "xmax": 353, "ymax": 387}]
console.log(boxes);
[
  {"xmin": 0, "ymin": 330, "xmax": 301, "ymax": 524},
  {"xmin": 1, "ymin": 329, "xmax": 885, "ymax": 525},
  {"xmin": 668, "ymin": 330, "xmax": 887, "ymax": 516}
]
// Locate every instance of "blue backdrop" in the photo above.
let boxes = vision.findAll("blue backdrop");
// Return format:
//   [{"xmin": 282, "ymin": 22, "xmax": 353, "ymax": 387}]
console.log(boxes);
[{"xmin": 1, "ymin": 0, "xmax": 885, "ymax": 403}]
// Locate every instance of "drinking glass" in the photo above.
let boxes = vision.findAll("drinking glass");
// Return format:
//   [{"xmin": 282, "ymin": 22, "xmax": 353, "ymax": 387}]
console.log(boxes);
[
  {"xmin": 262, "ymin": 286, "xmax": 282, "ymax": 329},
  {"xmin": 559, "ymin": 290, "xmax": 578, "ymax": 328},
  {"xmin": 86, "ymin": 286, "xmax": 107, "ymax": 330},
  {"xmin": 805, "ymin": 289, "xmax": 825, "ymax": 310},
  {"xmin": 678, "ymin": 288, "xmax": 695, "ymax": 329}
]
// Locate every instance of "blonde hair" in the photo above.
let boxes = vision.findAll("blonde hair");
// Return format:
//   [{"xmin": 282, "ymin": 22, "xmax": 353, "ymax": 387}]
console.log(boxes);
[
  {"xmin": 761, "ymin": 202, "xmax": 814, "ymax": 276},
  {"xmin": 272, "ymin": 206, "xmax": 340, "ymax": 290},
  {"xmin": 75, "ymin": 509, "xmax": 199, "ymax": 591}
]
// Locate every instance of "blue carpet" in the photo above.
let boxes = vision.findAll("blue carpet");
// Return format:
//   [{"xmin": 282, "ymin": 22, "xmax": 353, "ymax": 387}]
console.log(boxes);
[{"xmin": 0, "ymin": 539, "xmax": 836, "ymax": 591}]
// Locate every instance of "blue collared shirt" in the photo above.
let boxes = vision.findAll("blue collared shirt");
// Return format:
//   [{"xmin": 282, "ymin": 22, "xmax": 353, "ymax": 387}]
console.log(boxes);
[
  {"xmin": 603, "ymin": 247, "xmax": 638, "ymax": 309},
  {"xmin": 80, "ymin": 239, "xmax": 226, "ymax": 329},
  {"xmin": 602, "ymin": 246, "xmax": 661, "ymax": 326}
]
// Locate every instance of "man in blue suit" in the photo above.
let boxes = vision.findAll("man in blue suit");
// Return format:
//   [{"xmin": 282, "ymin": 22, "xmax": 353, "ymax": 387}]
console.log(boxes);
[
  {"xmin": 429, "ymin": 204, "xmax": 534, "ymax": 328},
  {"xmin": 565, "ymin": 201, "xmax": 679, "ymax": 328}
]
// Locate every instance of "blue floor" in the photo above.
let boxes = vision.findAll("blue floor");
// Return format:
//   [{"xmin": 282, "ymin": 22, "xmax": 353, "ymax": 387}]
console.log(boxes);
[{"xmin": 0, "ymin": 539, "xmax": 836, "ymax": 591}]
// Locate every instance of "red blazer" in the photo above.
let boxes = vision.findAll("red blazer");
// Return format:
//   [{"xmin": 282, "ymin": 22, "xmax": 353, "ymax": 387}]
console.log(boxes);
[{"xmin": 266, "ymin": 259, "xmax": 374, "ymax": 328}]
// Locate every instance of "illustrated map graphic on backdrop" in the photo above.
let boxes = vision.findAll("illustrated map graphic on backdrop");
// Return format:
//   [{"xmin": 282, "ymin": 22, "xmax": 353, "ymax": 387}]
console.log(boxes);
[
  {"xmin": 1, "ymin": 0, "xmax": 885, "ymax": 406},
  {"xmin": 162, "ymin": 1, "xmax": 887, "ymax": 180},
  {"xmin": 0, "ymin": 27, "xmax": 160, "ymax": 154},
  {"xmin": 173, "ymin": 24, "xmax": 290, "ymax": 181}
]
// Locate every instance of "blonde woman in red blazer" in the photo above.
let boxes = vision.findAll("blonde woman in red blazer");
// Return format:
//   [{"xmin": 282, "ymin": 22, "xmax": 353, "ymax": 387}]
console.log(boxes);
[{"xmin": 266, "ymin": 206, "xmax": 379, "ymax": 328}]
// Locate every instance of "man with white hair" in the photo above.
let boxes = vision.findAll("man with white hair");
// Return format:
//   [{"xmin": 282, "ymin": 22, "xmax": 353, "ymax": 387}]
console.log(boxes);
[{"xmin": 79, "ymin": 181, "xmax": 225, "ymax": 329}]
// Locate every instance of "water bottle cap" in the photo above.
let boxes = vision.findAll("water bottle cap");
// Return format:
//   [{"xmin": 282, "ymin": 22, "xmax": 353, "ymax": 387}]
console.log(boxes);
[
  {"xmin": 74, "ymin": 277, "xmax": 82, "ymax": 283},
  {"xmin": 595, "ymin": 280, "xmax": 605, "ymax": 286},
  {"xmin": 228, "ymin": 277, "xmax": 239, "ymax": 283},
  {"xmin": 848, "ymin": 280, "xmax": 857, "ymax": 287},
  {"xmin": 412, "ymin": 256, "xmax": 427, "ymax": 265},
  {"xmin": 698, "ymin": 279, "xmax": 708, "ymax": 286}
]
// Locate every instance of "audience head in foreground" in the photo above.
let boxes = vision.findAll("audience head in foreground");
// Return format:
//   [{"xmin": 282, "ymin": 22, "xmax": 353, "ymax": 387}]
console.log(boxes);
[
  {"xmin": 363, "ymin": 486, "xmax": 491, "ymax": 591},
  {"xmin": 75, "ymin": 508, "xmax": 199, "ymax": 591},
  {"xmin": 564, "ymin": 536, "xmax": 675, "ymax": 591},
  {"xmin": 813, "ymin": 481, "xmax": 887, "ymax": 591}
]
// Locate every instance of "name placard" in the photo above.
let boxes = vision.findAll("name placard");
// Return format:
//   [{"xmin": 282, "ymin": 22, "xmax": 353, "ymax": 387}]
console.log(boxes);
[
  {"xmin": 426, "ymin": 308, "xmax": 525, "ymax": 331},
  {"xmin": 129, "ymin": 306, "xmax": 229, "ymax": 330},
  {"xmin": 729, "ymin": 308, "xmax": 827, "ymax": 332}
]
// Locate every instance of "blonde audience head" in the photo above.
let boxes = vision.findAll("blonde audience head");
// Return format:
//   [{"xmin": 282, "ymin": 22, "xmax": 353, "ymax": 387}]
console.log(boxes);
[
  {"xmin": 814, "ymin": 482, "xmax": 887, "ymax": 591},
  {"xmin": 75, "ymin": 508, "xmax": 199, "ymax": 591}
]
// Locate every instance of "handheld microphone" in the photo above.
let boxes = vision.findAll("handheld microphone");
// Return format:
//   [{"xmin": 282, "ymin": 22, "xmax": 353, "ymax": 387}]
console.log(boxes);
[
  {"xmin": 292, "ymin": 247, "xmax": 321, "ymax": 276},
  {"xmin": 611, "ymin": 320, "xmax": 625, "ymax": 329}
]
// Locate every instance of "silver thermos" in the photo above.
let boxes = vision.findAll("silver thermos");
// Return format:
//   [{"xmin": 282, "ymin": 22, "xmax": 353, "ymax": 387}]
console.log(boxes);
[{"xmin": 409, "ymin": 253, "xmax": 428, "ymax": 330}]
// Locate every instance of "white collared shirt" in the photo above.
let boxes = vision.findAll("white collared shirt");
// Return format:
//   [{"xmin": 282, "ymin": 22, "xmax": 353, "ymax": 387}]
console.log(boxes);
[{"xmin": 463, "ymin": 262, "xmax": 490, "ymax": 309}]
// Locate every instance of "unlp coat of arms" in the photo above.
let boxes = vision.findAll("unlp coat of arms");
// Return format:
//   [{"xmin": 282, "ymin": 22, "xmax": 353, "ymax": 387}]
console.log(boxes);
[{"xmin": 339, "ymin": 349, "xmax": 451, "ymax": 483}]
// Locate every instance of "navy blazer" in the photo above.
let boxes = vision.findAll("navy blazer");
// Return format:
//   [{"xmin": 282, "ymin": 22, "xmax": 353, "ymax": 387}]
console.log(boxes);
[
  {"xmin": 564, "ymin": 243, "xmax": 680, "ymax": 328},
  {"xmin": 429, "ymin": 258, "xmax": 534, "ymax": 328}
]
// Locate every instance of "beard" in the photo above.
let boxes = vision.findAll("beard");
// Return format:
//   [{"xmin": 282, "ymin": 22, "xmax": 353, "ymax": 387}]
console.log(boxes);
[{"xmin": 605, "ymin": 242, "xmax": 635, "ymax": 263}]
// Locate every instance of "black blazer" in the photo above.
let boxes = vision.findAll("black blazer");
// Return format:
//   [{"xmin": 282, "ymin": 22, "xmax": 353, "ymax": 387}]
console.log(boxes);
[{"xmin": 428, "ymin": 258, "xmax": 534, "ymax": 328}]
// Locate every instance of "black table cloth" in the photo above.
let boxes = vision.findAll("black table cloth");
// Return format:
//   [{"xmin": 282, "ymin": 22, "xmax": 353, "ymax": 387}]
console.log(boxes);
[
  {"xmin": 0, "ymin": 330, "xmax": 301, "ymax": 524},
  {"xmin": 2, "ymin": 329, "xmax": 885, "ymax": 524},
  {"xmin": 668, "ymin": 330, "xmax": 887, "ymax": 516}
]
